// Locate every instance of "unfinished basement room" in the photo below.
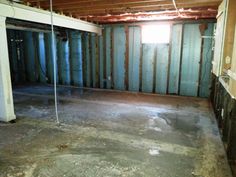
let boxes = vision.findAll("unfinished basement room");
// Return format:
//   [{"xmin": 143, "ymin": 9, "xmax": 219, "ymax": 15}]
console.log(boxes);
[{"xmin": 1, "ymin": 0, "xmax": 236, "ymax": 176}]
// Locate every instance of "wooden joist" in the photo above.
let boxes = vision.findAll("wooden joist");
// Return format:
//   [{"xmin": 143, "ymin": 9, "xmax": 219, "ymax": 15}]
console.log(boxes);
[{"xmin": 21, "ymin": 0, "xmax": 220, "ymax": 23}]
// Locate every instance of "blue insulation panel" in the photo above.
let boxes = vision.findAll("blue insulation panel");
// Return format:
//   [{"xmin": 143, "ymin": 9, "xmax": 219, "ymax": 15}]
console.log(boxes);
[
  {"xmin": 128, "ymin": 26, "xmax": 141, "ymax": 91},
  {"xmin": 38, "ymin": 32, "xmax": 47, "ymax": 83},
  {"xmin": 105, "ymin": 27, "xmax": 112, "ymax": 89},
  {"xmin": 113, "ymin": 26, "xmax": 126, "ymax": 90},
  {"xmin": 180, "ymin": 24, "xmax": 201, "ymax": 96},
  {"xmin": 8, "ymin": 22, "xmax": 215, "ymax": 98},
  {"xmin": 99, "ymin": 35, "xmax": 104, "ymax": 88},
  {"xmin": 70, "ymin": 32, "xmax": 83, "ymax": 86},
  {"xmin": 199, "ymin": 23, "xmax": 214, "ymax": 97},
  {"xmin": 91, "ymin": 34, "xmax": 97, "ymax": 88},
  {"xmin": 168, "ymin": 24, "xmax": 183, "ymax": 94},
  {"xmin": 142, "ymin": 44, "xmax": 156, "ymax": 93},
  {"xmin": 58, "ymin": 37, "xmax": 70, "ymax": 85},
  {"xmin": 156, "ymin": 44, "xmax": 169, "ymax": 94},
  {"xmin": 45, "ymin": 33, "xmax": 58, "ymax": 84},
  {"xmin": 24, "ymin": 31, "xmax": 36, "ymax": 82}
]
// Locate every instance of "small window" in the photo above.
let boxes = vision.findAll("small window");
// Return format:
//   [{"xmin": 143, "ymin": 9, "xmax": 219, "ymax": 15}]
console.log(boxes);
[{"xmin": 142, "ymin": 24, "xmax": 170, "ymax": 44}]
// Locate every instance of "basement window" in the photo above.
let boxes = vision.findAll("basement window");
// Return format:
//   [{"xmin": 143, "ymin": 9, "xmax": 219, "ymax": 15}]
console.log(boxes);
[{"xmin": 142, "ymin": 25, "xmax": 170, "ymax": 44}]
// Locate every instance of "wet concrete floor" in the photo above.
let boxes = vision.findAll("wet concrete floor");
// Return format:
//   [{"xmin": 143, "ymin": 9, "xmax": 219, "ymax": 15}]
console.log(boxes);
[{"xmin": 0, "ymin": 85, "xmax": 233, "ymax": 177}]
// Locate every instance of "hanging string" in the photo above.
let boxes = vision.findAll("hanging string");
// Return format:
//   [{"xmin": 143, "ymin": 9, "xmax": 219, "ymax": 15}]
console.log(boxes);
[{"xmin": 50, "ymin": 0, "xmax": 60, "ymax": 124}]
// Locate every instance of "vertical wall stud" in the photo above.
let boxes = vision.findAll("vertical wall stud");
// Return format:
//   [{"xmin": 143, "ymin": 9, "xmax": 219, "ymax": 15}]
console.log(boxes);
[
  {"xmin": 99, "ymin": 33, "xmax": 104, "ymax": 88},
  {"xmin": 82, "ymin": 33, "xmax": 87, "ymax": 86},
  {"xmin": 125, "ymin": 25, "xmax": 129, "ymax": 90},
  {"xmin": 91, "ymin": 33, "xmax": 97, "ymax": 87},
  {"xmin": 178, "ymin": 24, "xmax": 184, "ymax": 95},
  {"xmin": 103, "ymin": 28, "xmax": 107, "ymax": 88},
  {"xmin": 166, "ymin": 24, "xmax": 173, "ymax": 94},
  {"xmin": 85, "ymin": 33, "xmax": 91, "ymax": 87},
  {"xmin": 105, "ymin": 27, "xmax": 112, "ymax": 89},
  {"xmin": 153, "ymin": 45, "xmax": 157, "ymax": 93},
  {"xmin": 111, "ymin": 27, "xmax": 114, "ymax": 89}
]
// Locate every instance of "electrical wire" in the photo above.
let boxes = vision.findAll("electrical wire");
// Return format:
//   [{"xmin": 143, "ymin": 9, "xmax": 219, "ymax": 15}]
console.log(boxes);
[
  {"xmin": 172, "ymin": 0, "xmax": 181, "ymax": 16},
  {"xmin": 50, "ymin": 0, "xmax": 60, "ymax": 124}
]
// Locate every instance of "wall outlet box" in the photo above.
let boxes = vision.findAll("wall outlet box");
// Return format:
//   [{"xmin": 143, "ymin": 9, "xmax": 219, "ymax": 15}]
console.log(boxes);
[{"xmin": 225, "ymin": 56, "xmax": 231, "ymax": 64}]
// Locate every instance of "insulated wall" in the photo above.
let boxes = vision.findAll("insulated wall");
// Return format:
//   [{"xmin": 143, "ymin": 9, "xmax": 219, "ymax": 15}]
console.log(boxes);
[
  {"xmin": 82, "ymin": 22, "xmax": 215, "ymax": 97},
  {"xmin": 7, "ymin": 21, "xmax": 215, "ymax": 98},
  {"xmin": 7, "ymin": 29, "xmax": 83, "ymax": 87}
]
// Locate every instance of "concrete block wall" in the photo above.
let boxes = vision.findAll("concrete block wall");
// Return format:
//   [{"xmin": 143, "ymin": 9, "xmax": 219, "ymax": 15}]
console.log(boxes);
[{"xmin": 211, "ymin": 74, "xmax": 236, "ymax": 175}]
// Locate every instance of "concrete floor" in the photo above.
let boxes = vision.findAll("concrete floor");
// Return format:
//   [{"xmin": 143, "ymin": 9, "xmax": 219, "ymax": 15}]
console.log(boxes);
[{"xmin": 0, "ymin": 85, "xmax": 233, "ymax": 177}]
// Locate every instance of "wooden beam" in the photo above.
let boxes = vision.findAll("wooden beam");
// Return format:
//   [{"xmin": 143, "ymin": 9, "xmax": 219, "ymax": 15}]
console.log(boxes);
[
  {"xmin": 69, "ymin": 4, "xmax": 218, "ymax": 16},
  {"xmin": 0, "ymin": 0, "xmax": 102, "ymax": 34}
]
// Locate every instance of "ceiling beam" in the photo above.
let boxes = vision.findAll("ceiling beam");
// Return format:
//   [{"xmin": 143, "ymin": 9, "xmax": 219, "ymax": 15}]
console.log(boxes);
[
  {"xmin": 67, "ymin": 4, "xmax": 218, "ymax": 16},
  {"xmin": 0, "ymin": 0, "xmax": 102, "ymax": 34},
  {"xmin": 55, "ymin": 2, "xmax": 219, "ymax": 13},
  {"xmin": 36, "ymin": 0, "xmax": 221, "ymax": 9}
]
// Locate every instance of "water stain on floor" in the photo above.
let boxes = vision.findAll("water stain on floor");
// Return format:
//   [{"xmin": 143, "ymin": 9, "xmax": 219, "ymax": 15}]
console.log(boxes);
[{"xmin": 0, "ymin": 85, "xmax": 233, "ymax": 177}]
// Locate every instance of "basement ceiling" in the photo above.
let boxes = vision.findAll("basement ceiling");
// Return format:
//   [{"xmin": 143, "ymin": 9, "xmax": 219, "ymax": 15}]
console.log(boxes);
[{"xmin": 22, "ymin": 0, "xmax": 221, "ymax": 23}]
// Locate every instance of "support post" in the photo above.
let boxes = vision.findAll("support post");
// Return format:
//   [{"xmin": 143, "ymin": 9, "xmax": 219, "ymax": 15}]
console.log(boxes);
[{"xmin": 0, "ymin": 16, "xmax": 16, "ymax": 122}]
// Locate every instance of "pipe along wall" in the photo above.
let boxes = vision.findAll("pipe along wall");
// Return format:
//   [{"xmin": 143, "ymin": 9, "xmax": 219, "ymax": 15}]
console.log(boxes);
[{"xmin": 7, "ymin": 21, "xmax": 215, "ymax": 98}]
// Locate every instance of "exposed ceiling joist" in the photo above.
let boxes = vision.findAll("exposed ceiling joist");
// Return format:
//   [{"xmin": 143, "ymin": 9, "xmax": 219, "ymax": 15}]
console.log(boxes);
[{"xmin": 21, "ymin": 0, "xmax": 221, "ymax": 23}]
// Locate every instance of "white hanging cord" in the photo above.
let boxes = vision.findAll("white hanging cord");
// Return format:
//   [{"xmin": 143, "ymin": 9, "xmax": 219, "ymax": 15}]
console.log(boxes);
[
  {"xmin": 50, "ymin": 0, "xmax": 60, "ymax": 124},
  {"xmin": 172, "ymin": 0, "xmax": 181, "ymax": 16}
]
